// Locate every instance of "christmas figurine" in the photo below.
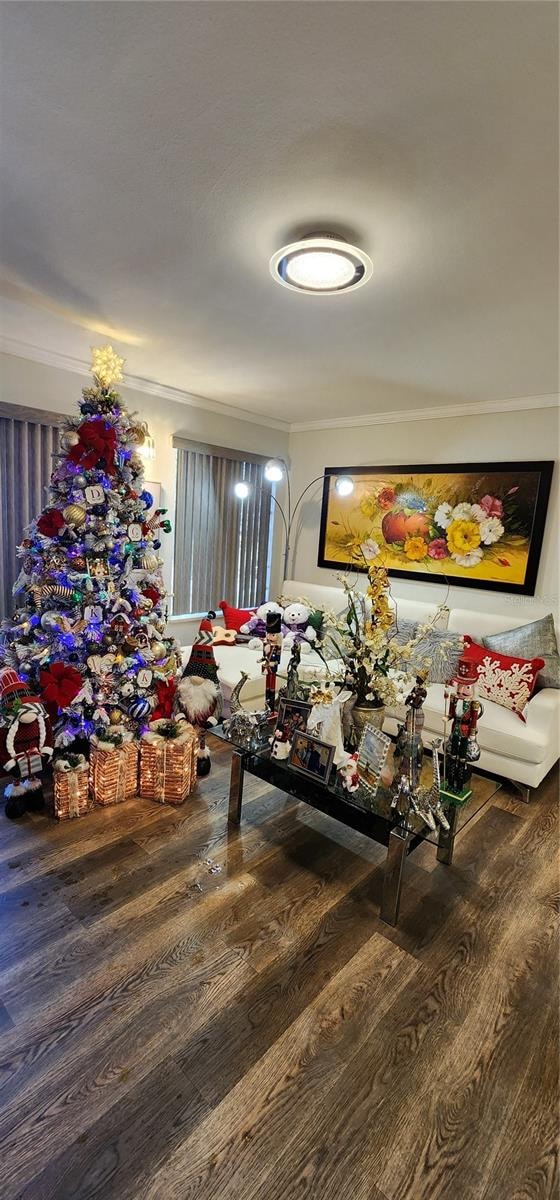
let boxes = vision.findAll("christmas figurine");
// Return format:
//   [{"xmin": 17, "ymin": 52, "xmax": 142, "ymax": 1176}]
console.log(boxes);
[
  {"xmin": 176, "ymin": 615, "xmax": 223, "ymax": 776},
  {"xmin": 0, "ymin": 667, "xmax": 53, "ymax": 819},
  {"xmin": 259, "ymin": 610, "xmax": 283, "ymax": 713},
  {"xmin": 441, "ymin": 654, "xmax": 483, "ymax": 801}
]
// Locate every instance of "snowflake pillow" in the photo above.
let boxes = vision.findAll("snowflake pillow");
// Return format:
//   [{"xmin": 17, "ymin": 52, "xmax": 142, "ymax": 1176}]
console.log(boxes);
[{"xmin": 463, "ymin": 636, "xmax": 544, "ymax": 722}]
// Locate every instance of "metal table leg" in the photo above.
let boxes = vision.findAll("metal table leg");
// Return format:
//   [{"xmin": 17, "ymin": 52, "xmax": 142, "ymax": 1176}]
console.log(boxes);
[
  {"xmin": 228, "ymin": 750, "xmax": 245, "ymax": 825},
  {"xmin": 436, "ymin": 803, "xmax": 459, "ymax": 865},
  {"xmin": 381, "ymin": 827, "xmax": 410, "ymax": 926}
]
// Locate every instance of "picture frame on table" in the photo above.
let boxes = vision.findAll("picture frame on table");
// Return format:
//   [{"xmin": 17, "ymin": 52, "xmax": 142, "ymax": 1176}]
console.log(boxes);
[
  {"xmin": 289, "ymin": 730, "xmax": 335, "ymax": 784},
  {"xmin": 357, "ymin": 724, "xmax": 392, "ymax": 792},
  {"xmin": 275, "ymin": 698, "xmax": 311, "ymax": 741}
]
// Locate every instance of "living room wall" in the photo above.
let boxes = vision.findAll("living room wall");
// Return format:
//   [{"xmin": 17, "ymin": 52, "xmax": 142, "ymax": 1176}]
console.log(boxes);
[
  {"xmin": 0, "ymin": 351, "xmax": 289, "ymax": 642},
  {"xmin": 287, "ymin": 403, "xmax": 559, "ymax": 622}
]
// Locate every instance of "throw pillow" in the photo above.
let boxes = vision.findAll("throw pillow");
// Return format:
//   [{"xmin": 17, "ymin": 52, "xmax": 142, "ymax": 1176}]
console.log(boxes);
[
  {"xmin": 463, "ymin": 636, "xmax": 544, "ymax": 721},
  {"xmin": 391, "ymin": 618, "xmax": 464, "ymax": 684},
  {"xmin": 219, "ymin": 600, "xmax": 256, "ymax": 633},
  {"xmin": 482, "ymin": 614, "xmax": 560, "ymax": 690}
]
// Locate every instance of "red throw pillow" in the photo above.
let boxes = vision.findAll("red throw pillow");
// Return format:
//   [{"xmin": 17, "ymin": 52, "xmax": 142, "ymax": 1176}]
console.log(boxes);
[
  {"xmin": 219, "ymin": 600, "xmax": 256, "ymax": 633},
  {"xmin": 463, "ymin": 636, "xmax": 544, "ymax": 721}
]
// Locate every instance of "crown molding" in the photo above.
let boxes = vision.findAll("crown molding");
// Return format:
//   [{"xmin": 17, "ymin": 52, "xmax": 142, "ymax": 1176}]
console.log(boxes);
[
  {"xmin": 1, "ymin": 335, "xmax": 557, "ymax": 434},
  {"xmin": 0, "ymin": 336, "xmax": 290, "ymax": 433},
  {"xmin": 289, "ymin": 393, "xmax": 560, "ymax": 432}
]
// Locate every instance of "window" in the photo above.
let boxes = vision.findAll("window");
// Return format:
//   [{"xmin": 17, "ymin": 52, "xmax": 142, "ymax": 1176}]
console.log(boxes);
[
  {"xmin": 172, "ymin": 440, "xmax": 273, "ymax": 616},
  {"xmin": 0, "ymin": 405, "xmax": 60, "ymax": 620}
]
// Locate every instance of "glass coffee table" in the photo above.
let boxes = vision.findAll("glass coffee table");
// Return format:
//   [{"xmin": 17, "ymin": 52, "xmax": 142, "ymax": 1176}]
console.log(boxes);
[{"xmin": 211, "ymin": 725, "xmax": 501, "ymax": 927}]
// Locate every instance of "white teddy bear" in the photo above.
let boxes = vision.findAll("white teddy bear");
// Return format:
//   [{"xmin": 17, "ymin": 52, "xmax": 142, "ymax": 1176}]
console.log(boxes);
[
  {"xmin": 282, "ymin": 601, "xmax": 317, "ymax": 655},
  {"xmin": 240, "ymin": 601, "xmax": 285, "ymax": 650}
]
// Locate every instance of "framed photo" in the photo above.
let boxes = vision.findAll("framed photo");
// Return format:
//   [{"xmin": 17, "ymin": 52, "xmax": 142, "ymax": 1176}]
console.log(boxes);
[
  {"xmin": 318, "ymin": 461, "xmax": 554, "ymax": 595},
  {"xmin": 357, "ymin": 724, "xmax": 392, "ymax": 792},
  {"xmin": 289, "ymin": 731, "xmax": 335, "ymax": 784},
  {"xmin": 275, "ymin": 697, "xmax": 311, "ymax": 741}
]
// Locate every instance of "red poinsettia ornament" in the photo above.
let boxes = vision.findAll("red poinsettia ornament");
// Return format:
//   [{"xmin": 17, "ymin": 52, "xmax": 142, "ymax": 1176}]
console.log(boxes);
[
  {"xmin": 40, "ymin": 662, "xmax": 83, "ymax": 709},
  {"xmin": 37, "ymin": 509, "xmax": 65, "ymax": 538},
  {"xmin": 68, "ymin": 419, "xmax": 118, "ymax": 474},
  {"xmin": 152, "ymin": 677, "xmax": 177, "ymax": 720}
]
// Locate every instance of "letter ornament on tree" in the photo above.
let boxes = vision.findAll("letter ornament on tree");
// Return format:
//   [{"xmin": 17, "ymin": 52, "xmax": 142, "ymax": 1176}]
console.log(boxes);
[{"xmin": 0, "ymin": 346, "xmax": 181, "ymax": 751}]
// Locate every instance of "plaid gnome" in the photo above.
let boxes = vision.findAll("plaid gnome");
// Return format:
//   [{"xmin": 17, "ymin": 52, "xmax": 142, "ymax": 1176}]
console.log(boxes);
[
  {"xmin": 0, "ymin": 667, "xmax": 53, "ymax": 819},
  {"xmin": 176, "ymin": 614, "xmax": 223, "ymax": 777}
]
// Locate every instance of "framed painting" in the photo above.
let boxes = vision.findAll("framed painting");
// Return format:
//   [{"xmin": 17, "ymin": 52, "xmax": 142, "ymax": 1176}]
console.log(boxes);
[{"xmin": 318, "ymin": 461, "xmax": 554, "ymax": 595}]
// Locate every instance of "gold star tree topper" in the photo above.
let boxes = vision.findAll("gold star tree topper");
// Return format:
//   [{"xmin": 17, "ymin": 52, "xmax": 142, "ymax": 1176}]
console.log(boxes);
[{"xmin": 91, "ymin": 344, "xmax": 125, "ymax": 386}]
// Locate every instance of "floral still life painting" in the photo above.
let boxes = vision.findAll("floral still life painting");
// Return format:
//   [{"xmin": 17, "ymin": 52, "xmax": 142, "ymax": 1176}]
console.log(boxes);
[{"xmin": 318, "ymin": 462, "xmax": 553, "ymax": 594}]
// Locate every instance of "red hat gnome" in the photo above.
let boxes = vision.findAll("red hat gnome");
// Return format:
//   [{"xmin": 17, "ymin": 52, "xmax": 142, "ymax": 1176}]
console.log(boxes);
[
  {"xmin": 0, "ymin": 667, "xmax": 53, "ymax": 819},
  {"xmin": 176, "ymin": 615, "xmax": 222, "ymax": 776}
]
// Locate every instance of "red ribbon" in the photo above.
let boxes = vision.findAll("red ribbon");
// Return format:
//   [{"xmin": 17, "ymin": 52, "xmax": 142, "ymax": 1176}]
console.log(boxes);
[
  {"xmin": 37, "ymin": 509, "xmax": 65, "ymax": 538},
  {"xmin": 152, "ymin": 677, "xmax": 177, "ymax": 720},
  {"xmin": 40, "ymin": 662, "xmax": 83, "ymax": 709},
  {"xmin": 68, "ymin": 419, "xmax": 118, "ymax": 474}
]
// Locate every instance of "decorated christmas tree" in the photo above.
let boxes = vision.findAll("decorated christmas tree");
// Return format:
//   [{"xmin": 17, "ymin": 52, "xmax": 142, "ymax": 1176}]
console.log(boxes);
[{"xmin": 0, "ymin": 346, "xmax": 180, "ymax": 750}]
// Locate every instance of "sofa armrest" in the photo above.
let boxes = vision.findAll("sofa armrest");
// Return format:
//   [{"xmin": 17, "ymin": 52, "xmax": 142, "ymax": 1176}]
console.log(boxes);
[{"xmin": 525, "ymin": 688, "xmax": 560, "ymax": 742}]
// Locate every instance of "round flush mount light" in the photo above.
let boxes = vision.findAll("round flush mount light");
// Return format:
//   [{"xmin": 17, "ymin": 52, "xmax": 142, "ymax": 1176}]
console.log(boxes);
[
  {"xmin": 234, "ymin": 481, "xmax": 250, "ymax": 499},
  {"xmin": 270, "ymin": 234, "xmax": 373, "ymax": 295}
]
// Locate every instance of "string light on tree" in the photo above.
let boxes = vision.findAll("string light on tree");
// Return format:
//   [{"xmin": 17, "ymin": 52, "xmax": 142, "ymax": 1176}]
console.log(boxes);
[{"xmin": 90, "ymin": 344, "xmax": 125, "ymax": 387}]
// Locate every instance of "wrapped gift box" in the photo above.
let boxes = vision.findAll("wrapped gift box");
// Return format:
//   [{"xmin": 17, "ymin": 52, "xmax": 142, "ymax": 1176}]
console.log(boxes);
[
  {"xmin": 139, "ymin": 719, "xmax": 197, "ymax": 805},
  {"xmin": 51, "ymin": 754, "xmax": 91, "ymax": 820},
  {"xmin": 90, "ymin": 732, "xmax": 138, "ymax": 806}
]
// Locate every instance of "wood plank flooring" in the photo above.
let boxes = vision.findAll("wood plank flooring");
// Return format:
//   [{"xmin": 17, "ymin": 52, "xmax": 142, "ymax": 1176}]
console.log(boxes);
[{"xmin": 0, "ymin": 742, "xmax": 557, "ymax": 1199}]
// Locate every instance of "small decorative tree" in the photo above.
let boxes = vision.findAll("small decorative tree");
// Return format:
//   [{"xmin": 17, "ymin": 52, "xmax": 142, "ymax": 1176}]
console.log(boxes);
[{"xmin": 0, "ymin": 346, "xmax": 180, "ymax": 749}]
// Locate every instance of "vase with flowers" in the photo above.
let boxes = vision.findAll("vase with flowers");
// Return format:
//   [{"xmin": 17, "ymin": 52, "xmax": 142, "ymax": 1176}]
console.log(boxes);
[{"xmin": 322, "ymin": 552, "xmax": 436, "ymax": 746}]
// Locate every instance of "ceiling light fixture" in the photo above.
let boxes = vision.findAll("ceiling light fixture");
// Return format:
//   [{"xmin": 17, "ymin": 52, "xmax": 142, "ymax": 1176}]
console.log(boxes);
[{"xmin": 270, "ymin": 234, "xmax": 373, "ymax": 295}]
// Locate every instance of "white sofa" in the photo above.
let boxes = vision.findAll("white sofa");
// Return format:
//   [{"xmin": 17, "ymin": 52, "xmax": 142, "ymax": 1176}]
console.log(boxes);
[{"xmin": 179, "ymin": 579, "xmax": 560, "ymax": 796}]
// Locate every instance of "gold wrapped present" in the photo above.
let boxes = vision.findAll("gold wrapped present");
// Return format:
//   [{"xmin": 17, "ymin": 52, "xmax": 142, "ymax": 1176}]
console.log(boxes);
[
  {"xmin": 51, "ymin": 754, "xmax": 91, "ymax": 820},
  {"xmin": 139, "ymin": 719, "xmax": 197, "ymax": 805},
  {"xmin": 90, "ymin": 730, "xmax": 138, "ymax": 806}
]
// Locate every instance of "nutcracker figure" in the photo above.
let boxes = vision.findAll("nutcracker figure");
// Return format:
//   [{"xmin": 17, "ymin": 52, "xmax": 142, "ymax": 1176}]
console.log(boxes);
[
  {"xmin": 0, "ymin": 667, "xmax": 53, "ymax": 819},
  {"xmin": 259, "ymin": 611, "xmax": 283, "ymax": 713},
  {"xmin": 441, "ymin": 654, "xmax": 483, "ymax": 801}
]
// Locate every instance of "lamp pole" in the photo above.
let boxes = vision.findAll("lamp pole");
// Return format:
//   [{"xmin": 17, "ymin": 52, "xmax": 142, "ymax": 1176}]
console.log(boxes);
[{"xmin": 235, "ymin": 461, "xmax": 353, "ymax": 583}]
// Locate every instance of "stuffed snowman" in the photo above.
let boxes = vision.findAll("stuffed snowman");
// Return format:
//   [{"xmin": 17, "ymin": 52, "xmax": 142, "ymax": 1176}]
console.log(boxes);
[
  {"xmin": 240, "ymin": 601, "xmax": 285, "ymax": 650},
  {"xmin": 269, "ymin": 727, "xmax": 291, "ymax": 761},
  {"xmin": 282, "ymin": 602, "xmax": 317, "ymax": 654}
]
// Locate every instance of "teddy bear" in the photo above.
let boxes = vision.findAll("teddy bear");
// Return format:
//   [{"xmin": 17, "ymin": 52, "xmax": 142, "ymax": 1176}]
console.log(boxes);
[
  {"xmin": 240, "ymin": 601, "xmax": 285, "ymax": 650},
  {"xmin": 282, "ymin": 601, "xmax": 317, "ymax": 654}
]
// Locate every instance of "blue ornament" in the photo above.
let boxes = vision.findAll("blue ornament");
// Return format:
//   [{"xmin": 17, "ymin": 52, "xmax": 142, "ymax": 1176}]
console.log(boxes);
[
  {"xmin": 128, "ymin": 696, "xmax": 151, "ymax": 720},
  {"xmin": 152, "ymin": 540, "xmax": 161, "ymax": 549},
  {"xmin": 141, "ymin": 490, "xmax": 153, "ymax": 509}
]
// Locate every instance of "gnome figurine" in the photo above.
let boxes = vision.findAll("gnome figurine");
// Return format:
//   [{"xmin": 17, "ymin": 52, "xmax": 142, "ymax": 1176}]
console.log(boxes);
[
  {"xmin": 0, "ymin": 667, "xmax": 53, "ymax": 819},
  {"xmin": 176, "ymin": 615, "xmax": 223, "ymax": 776}
]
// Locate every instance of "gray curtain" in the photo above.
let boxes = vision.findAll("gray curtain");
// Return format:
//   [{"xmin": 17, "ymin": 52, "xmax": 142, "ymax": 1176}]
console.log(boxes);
[
  {"xmin": 173, "ymin": 447, "xmax": 272, "ymax": 614},
  {"xmin": 0, "ymin": 415, "xmax": 60, "ymax": 619}
]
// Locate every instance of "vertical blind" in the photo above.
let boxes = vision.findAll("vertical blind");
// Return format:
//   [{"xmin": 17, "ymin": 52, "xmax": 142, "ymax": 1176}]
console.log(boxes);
[
  {"xmin": 0, "ymin": 413, "xmax": 60, "ymax": 619},
  {"xmin": 173, "ymin": 445, "xmax": 273, "ymax": 615}
]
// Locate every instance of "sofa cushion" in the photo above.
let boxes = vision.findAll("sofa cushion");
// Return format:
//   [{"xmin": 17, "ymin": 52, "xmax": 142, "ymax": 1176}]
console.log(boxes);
[
  {"xmin": 482, "ymin": 614, "xmax": 560, "ymax": 691},
  {"xmin": 462, "ymin": 636, "xmax": 544, "ymax": 721},
  {"xmin": 219, "ymin": 600, "xmax": 256, "ymax": 632},
  {"xmin": 390, "ymin": 618, "xmax": 464, "ymax": 683}
]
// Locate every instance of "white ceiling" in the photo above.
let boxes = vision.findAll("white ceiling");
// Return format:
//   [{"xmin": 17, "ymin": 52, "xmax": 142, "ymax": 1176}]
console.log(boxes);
[{"xmin": 0, "ymin": 2, "xmax": 558, "ymax": 424}]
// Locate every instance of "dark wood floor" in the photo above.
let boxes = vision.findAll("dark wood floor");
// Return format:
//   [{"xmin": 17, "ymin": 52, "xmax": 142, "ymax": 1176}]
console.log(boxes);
[{"xmin": 0, "ymin": 743, "xmax": 557, "ymax": 1200}]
